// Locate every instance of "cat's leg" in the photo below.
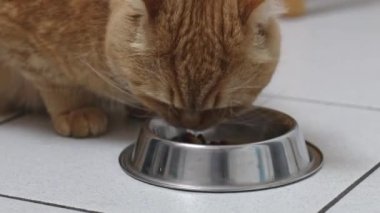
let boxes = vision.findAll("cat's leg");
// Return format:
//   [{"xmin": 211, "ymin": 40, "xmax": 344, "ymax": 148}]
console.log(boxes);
[
  {"xmin": 0, "ymin": 65, "xmax": 13, "ymax": 114},
  {"xmin": 38, "ymin": 85, "xmax": 108, "ymax": 138},
  {"xmin": 0, "ymin": 62, "xmax": 36, "ymax": 115}
]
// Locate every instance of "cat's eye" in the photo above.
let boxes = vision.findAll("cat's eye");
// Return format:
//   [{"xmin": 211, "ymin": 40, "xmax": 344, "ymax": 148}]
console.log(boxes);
[
  {"xmin": 130, "ymin": 80, "xmax": 143, "ymax": 87},
  {"xmin": 126, "ymin": 14, "xmax": 143, "ymax": 22},
  {"xmin": 257, "ymin": 24, "xmax": 267, "ymax": 37}
]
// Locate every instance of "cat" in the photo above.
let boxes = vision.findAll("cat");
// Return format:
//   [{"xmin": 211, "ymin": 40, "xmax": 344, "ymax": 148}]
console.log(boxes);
[{"xmin": 0, "ymin": 0, "xmax": 282, "ymax": 138}]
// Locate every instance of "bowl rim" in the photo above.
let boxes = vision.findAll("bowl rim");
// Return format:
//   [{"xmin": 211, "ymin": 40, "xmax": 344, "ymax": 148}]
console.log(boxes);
[{"xmin": 140, "ymin": 107, "xmax": 299, "ymax": 149}]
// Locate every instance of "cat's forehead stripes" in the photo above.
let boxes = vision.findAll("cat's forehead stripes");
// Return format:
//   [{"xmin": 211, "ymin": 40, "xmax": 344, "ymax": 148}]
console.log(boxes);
[{"xmin": 153, "ymin": 0, "xmax": 245, "ymax": 110}]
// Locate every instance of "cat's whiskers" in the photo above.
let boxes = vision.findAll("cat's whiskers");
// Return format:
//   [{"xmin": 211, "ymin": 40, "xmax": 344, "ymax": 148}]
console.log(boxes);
[
  {"xmin": 80, "ymin": 59, "xmax": 146, "ymax": 109},
  {"xmin": 127, "ymin": 53, "xmax": 169, "ymax": 87},
  {"xmin": 224, "ymin": 69, "xmax": 263, "ymax": 95}
]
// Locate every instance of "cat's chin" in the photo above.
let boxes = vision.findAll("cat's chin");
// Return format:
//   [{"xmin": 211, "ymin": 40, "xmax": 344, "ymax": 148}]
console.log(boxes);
[{"xmin": 157, "ymin": 106, "xmax": 249, "ymax": 130}]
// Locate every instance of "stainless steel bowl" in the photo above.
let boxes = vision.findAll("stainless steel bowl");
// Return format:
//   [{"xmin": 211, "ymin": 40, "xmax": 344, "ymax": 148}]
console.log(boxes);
[{"xmin": 119, "ymin": 107, "xmax": 323, "ymax": 192}]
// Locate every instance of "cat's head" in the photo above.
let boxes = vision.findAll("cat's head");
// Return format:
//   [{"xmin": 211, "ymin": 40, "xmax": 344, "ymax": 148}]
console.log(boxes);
[{"xmin": 106, "ymin": 0, "xmax": 281, "ymax": 129}]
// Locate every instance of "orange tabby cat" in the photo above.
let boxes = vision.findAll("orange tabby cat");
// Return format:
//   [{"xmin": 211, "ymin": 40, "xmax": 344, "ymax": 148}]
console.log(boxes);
[{"xmin": 0, "ymin": 0, "xmax": 282, "ymax": 138}]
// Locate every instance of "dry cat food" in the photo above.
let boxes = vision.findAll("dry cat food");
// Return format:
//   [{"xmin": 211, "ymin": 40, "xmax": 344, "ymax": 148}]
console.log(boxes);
[{"xmin": 172, "ymin": 133, "xmax": 228, "ymax": 145}]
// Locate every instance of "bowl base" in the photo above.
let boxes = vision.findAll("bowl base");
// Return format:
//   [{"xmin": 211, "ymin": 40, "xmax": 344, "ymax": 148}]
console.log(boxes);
[{"xmin": 119, "ymin": 142, "xmax": 323, "ymax": 192}]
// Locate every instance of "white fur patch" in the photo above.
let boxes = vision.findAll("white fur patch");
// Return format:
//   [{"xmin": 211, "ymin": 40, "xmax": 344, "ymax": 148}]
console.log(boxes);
[
  {"xmin": 128, "ymin": 0, "xmax": 146, "ymax": 13},
  {"xmin": 125, "ymin": 0, "xmax": 148, "ymax": 52},
  {"xmin": 129, "ymin": 34, "xmax": 146, "ymax": 51},
  {"xmin": 254, "ymin": 0, "xmax": 286, "ymax": 23}
]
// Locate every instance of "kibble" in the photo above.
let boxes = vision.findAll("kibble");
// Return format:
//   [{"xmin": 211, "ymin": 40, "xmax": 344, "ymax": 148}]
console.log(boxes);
[{"xmin": 172, "ymin": 133, "xmax": 228, "ymax": 145}]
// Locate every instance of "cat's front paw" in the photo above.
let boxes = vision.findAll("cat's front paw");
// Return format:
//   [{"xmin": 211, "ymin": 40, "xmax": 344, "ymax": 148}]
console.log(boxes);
[{"xmin": 52, "ymin": 107, "xmax": 108, "ymax": 138}]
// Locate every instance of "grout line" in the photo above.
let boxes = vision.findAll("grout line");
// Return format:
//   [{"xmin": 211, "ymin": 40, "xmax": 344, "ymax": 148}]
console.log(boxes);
[
  {"xmin": 318, "ymin": 162, "xmax": 380, "ymax": 213},
  {"xmin": 261, "ymin": 94, "xmax": 380, "ymax": 113},
  {"xmin": 0, "ymin": 112, "xmax": 24, "ymax": 125},
  {"xmin": 0, "ymin": 193, "xmax": 102, "ymax": 213}
]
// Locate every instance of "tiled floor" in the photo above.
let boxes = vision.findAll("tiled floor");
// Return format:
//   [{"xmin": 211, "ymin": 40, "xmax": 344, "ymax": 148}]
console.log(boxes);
[
  {"xmin": 1, "ymin": 1, "xmax": 379, "ymax": 213},
  {"xmin": 330, "ymin": 167, "xmax": 380, "ymax": 213},
  {"xmin": 0, "ymin": 197, "xmax": 77, "ymax": 213},
  {"xmin": 265, "ymin": 0, "xmax": 380, "ymax": 109}
]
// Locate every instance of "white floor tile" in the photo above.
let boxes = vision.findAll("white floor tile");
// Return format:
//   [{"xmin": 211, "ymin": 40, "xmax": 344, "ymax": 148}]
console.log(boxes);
[
  {"xmin": 0, "ymin": 98, "xmax": 379, "ymax": 213},
  {"xmin": 263, "ymin": 0, "xmax": 380, "ymax": 109},
  {"xmin": 0, "ymin": 197, "xmax": 76, "ymax": 213},
  {"xmin": 329, "ymin": 166, "xmax": 380, "ymax": 213}
]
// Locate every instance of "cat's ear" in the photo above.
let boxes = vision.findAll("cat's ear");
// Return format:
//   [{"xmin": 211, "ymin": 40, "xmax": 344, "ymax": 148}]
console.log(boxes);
[
  {"xmin": 142, "ymin": 0, "xmax": 164, "ymax": 19},
  {"xmin": 239, "ymin": 0, "xmax": 265, "ymax": 24}
]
